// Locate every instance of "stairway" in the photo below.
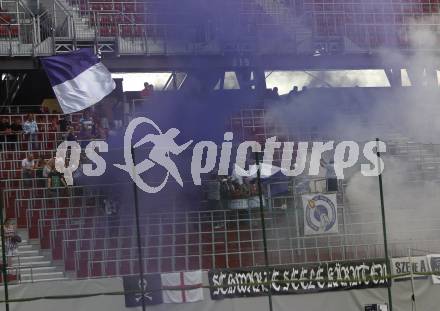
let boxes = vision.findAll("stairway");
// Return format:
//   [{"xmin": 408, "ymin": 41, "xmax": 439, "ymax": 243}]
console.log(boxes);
[
  {"xmin": 39, "ymin": 0, "xmax": 96, "ymax": 40},
  {"xmin": 59, "ymin": 0, "xmax": 97, "ymax": 39},
  {"xmin": 253, "ymin": 0, "xmax": 313, "ymax": 53},
  {"xmin": 6, "ymin": 229, "xmax": 67, "ymax": 284}
]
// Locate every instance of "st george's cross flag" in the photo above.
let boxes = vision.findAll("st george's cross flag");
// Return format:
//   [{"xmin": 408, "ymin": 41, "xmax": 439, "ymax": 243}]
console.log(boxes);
[
  {"xmin": 123, "ymin": 271, "xmax": 204, "ymax": 307},
  {"xmin": 161, "ymin": 271, "xmax": 204, "ymax": 303},
  {"xmin": 41, "ymin": 49, "xmax": 115, "ymax": 114}
]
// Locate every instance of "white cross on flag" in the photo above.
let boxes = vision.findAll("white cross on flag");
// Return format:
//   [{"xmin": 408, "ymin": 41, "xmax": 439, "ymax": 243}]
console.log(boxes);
[{"xmin": 161, "ymin": 270, "xmax": 204, "ymax": 303}]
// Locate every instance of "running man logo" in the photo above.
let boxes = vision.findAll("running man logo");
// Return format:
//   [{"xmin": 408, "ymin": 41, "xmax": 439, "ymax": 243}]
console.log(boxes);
[
  {"xmin": 54, "ymin": 117, "xmax": 387, "ymax": 194},
  {"xmin": 114, "ymin": 117, "xmax": 193, "ymax": 193}
]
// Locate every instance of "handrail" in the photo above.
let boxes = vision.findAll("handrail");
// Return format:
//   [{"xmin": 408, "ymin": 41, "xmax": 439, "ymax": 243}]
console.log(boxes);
[
  {"xmin": 35, "ymin": 9, "xmax": 50, "ymax": 44},
  {"xmin": 54, "ymin": 0, "xmax": 73, "ymax": 18},
  {"xmin": 0, "ymin": 15, "xmax": 11, "ymax": 25},
  {"xmin": 17, "ymin": 0, "xmax": 34, "ymax": 18},
  {"xmin": 54, "ymin": 0, "xmax": 75, "ymax": 39}
]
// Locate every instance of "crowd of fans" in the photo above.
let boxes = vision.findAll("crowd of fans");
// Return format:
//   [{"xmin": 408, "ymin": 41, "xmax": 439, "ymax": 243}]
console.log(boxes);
[
  {"xmin": 0, "ymin": 99, "xmax": 129, "ymax": 219},
  {"xmin": 76, "ymin": 105, "xmax": 124, "ymax": 145},
  {"xmin": 0, "ymin": 114, "xmax": 39, "ymax": 150},
  {"xmin": 20, "ymin": 153, "xmax": 68, "ymax": 191},
  {"xmin": 221, "ymin": 175, "xmax": 259, "ymax": 200},
  {"xmin": 0, "ymin": 95, "xmax": 128, "ymax": 276},
  {"xmin": 205, "ymin": 174, "xmax": 262, "ymax": 228},
  {"xmin": 0, "ymin": 116, "xmax": 23, "ymax": 150},
  {"xmin": 206, "ymin": 174, "xmax": 260, "ymax": 205},
  {"xmin": 265, "ymin": 85, "xmax": 308, "ymax": 101},
  {"xmin": 207, "ymin": 174, "xmax": 260, "ymax": 205},
  {"xmin": 0, "ymin": 102, "xmax": 125, "ymax": 150},
  {"xmin": 0, "ymin": 108, "xmax": 105, "ymax": 191}
]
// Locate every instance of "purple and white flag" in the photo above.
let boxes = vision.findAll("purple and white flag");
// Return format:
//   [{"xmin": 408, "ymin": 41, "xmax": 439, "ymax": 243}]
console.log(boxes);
[{"xmin": 41, "ymin": 49, "xmax": 115, "ymax": 114}]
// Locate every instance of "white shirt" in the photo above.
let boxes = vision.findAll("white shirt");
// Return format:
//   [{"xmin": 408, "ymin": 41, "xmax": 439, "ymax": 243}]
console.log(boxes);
[
  {"xmin": 80, "ymin": 117, "xmax": 94, "ymax": 130},
  {"xmin": 22, "ymin": 158, "xmax": 34, "ymax": 170},
  {"xmin": 43, "ymin": 165, "xmax": 52, "ymax": 178}
]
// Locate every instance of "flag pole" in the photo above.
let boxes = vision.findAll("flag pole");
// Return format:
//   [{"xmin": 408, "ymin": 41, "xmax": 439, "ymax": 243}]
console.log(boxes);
[
  {"xmin": 408, "ymin": 248, "xmax": 417, "ymax": 311},
  {"xmin": 254, "ymin": 151, "xmax": 274, "ymax": 311},
  {"xmin": 131, "ymin": 147, "xmax": 147, "ymax": 311},
  {"xmin": 0, "ymin": 190, "xmax": 10, "ymax": 311},
  {"xmin": 376, "ymin": 138, "xmax": 393, "ymax": 311}
]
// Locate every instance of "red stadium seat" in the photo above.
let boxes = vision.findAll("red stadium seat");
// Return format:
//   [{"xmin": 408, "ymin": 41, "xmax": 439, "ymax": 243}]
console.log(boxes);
[
  {"xmin": 121, "ymin": 25, "xmax": 133, "ymax": 37},
  {"xmin": 0, "ymin": 14, "xmax": 12, "ymax": 24},
  {"xmin": 99, "ymin": 15, "xmax": 112, "ymax": 25},
  {"xmin": 99, "ymin": 26, "xmax": 110, "ymax": 37},
  {"xmin": 123, "ymin": 3, "xmax": 135, "ymax": 13},
  {"xmin": 102, "ymin": 3, "xmax": 112, "ymax": 11},
  {"xmin": 134, "ymin": 14, "xmax": 144, "ymax": 24},
  {"xmin": 134, "ymin": 25, "xmax": 144, "ymax": 36},
  {"xmin": 114, "ymin": 3, "xmax": 122, "ymax": 12},
  {"xmin": 0, "ymin": 25, "xmax": 9, "ymax": 37}
]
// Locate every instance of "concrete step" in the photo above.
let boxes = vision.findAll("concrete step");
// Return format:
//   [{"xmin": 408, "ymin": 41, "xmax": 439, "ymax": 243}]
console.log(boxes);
[
  {"xmin": 73, "ymin": 17, "xmax": 89, "ymax": 23},
  {"xmin": 73, "ymin": 22, "xmax": 93, "ymax": 28},
  {"xmin": 15, "ymin": 250, "xmax": 40, "ymax": 256},
  {"xmin": 0, "ymin": 244, "xmax": 33, "ymax": 252},
  {"xmin": 12, "ymin": 261, "xmax": 52, "ymax": 269},
  {"xmin": 21, "ymin": 271, "xmax": 65, "ymax": 281},
  {"xmin": 12, "ymin": 255, "xmax": 46, "ymax": 263},
  {"xmin": 73, "ymin": 20, "xmax": 92, "ymax": 25},
  {"xmin": 1, "ymin": 221, "xmax": 66, "ymax": 283},
  {"xmin": 75, "ymin": 28, "xmax": 94, "ymax": 33},
  {"xmin": 21, "ymin": 277, "xmax": 69, "ymax": 284},
  {"xmin": 75, "ymin": 24, "xmax": 92, "ymax": 29},
  {"xmin": 17, "ymin": 244, "xmax": 33, "ymax": 250},
  {"xmin": 76, "ymin": 24, "xmax": 92, "ymax": 29},
  {"xmin": 10, "ymin": 239, "xmax": 28, "ymax": 245},
  {"xmin": 18, "ymin": 266, "xmax": 58, "ymax": 274}
]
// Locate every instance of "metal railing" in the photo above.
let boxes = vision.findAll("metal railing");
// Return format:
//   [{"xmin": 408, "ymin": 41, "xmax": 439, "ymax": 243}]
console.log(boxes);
[
  {"xmin": 40, "ymin": 207, "xmax": 440, "ymax": 278},
  {"xmin": 1, "ymin": 0, "xmax": 440, "ymax": 56},
  {"xmin": 2, "ymin": 259, "xmax": 62, "ymax": 284},
  {"xmin": 0, "ymin": 0, "xmax": 37, "ymax": 55},
  {"xmin": 0, "ymin": 137, "xmax": 100, "ymax": 155},
  {"xmin": 0, "ymin": 105, "xmax": 57, "ymax": 114}
]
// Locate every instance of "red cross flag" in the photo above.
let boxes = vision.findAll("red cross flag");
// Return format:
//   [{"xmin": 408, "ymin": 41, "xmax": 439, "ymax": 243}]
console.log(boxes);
[{"xmin": 161, "ymin": 270, "xmax": 204, "ymax": 303}]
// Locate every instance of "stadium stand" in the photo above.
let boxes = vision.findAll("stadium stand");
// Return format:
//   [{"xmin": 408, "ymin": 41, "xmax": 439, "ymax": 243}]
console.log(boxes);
[
  {"xmin": 292, "ymin": 0, "xmax": 440, "ymax": 52},
  {"xmin": 65, "ymin": 0, "xmax": 145, "ymax": 37},
  {"xmin": 3, "ymin": 88, "xmax": 440, "ymax": 284},
  {"xmin": 0, "ymin": 0, "xmax": 438, "ymax": 57},
  {"xmin": 2, "ymin": 4, "xmax": 440, "ymax": 311},
  {"xmin": 0, "ymin": 8, "xmax": 18, "ymax": 38}
]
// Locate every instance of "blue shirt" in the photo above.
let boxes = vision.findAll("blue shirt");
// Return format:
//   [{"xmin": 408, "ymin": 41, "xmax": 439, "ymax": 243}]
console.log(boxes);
[{"xmin": 23, "ymin": 121, "xmax": 38, "ymax": 134}]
